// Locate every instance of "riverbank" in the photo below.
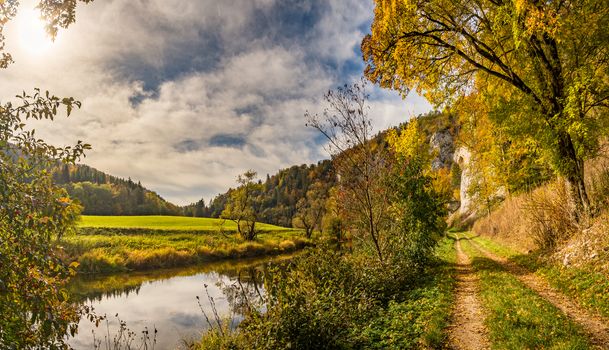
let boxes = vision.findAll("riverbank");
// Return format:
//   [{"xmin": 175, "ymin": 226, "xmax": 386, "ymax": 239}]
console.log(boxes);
[
  {"xmin": 68, "ymin": 251, "xmax": 292, "ymax": 349},
  {"xmin": 196, "ymin": 237, "xmax": 458, "ymax": 349},
  {"xmin": 62, "ymin": 216, "xmax": 311, "ymax": 273}
]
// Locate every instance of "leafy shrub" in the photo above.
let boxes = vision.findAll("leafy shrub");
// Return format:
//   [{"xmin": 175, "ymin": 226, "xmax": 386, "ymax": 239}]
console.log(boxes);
[
  {"xmin": 0, "ymin": 90, "xmax": 89, "ymax": 348},
  {"xmin": 325, "ymin": 217, "xmax": 344, "ymax": 241},
  {"xmin": 232, "ymin": 250, "xmax": 354, "ymax": 349},
  {"xmin": 198, "ymin": 238, "xmax": 457, "ymax": 350}
]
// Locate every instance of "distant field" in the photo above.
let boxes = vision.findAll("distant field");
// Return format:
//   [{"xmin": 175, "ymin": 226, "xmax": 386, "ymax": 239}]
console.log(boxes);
[
  {"xmin": 67, "ymin": 215, "xmax": 308, "ymax": 273},
  {"xmin": 78, "ymin": 215, "xmax": 291, "ymax": 232}
]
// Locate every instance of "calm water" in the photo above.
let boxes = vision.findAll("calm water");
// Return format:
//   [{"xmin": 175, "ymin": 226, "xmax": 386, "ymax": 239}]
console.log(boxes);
[{"xmin": 67, "ymin": 255, "xmax": 290, "ymax": 350}]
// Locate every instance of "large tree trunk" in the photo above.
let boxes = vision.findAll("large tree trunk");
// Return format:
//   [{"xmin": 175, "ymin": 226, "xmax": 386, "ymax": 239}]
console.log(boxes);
[{"xmin": 558, "ymin": 132, "xmax": 591, "ymax": 219}]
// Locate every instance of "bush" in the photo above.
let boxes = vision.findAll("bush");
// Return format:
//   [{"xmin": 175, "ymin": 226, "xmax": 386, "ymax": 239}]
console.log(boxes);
[
  {"xmin": 325, "ymin": 217, "xmax": 344, "ymax": 241},
  {"xmin": 236, "ymin": 248, "xmax": 374, "ymax": 350},
  {"xmin": 0, "ymin": 90, "xmax": 88, "ymax": 348},
  {"xmin": 198, "ymin": 243, "xmax": 446, "ymax": 349}
]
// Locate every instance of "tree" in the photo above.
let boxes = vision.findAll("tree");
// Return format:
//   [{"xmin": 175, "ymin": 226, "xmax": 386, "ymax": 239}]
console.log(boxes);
[
  {"xmin": 0, "ymin": 90, "xmax": 89, "ymax": 348},
  {"xmin": 306, "ymin": 80, "xmax": 393, "ymax": 262},
  {"xmin": 362, "ymin": 0, "xmax": 609, "ymax": 218},
  {"xmin": 386, "ymin": 119, "xmax": 448, "ymax": 266},
  {"xmin": 0, "ymin": 0, "xmax": 93, "ymax": 68},
  {"xmin": 0, "ymin": 1, "xmax": 93, "ymax": 347},
  {"xmin": 194, "ymin": 199, "xmax": 206, "ymax": 217},
  {"xmin": 453, "ymin": 93, "xmax": 552, "ymax": 215},
  {"xmin": 221, "ymin": 170, "xmax": 264, "ymax": 241},
  {"xmin": 292, "ymin": 181, "xmax": 327, "ymax": 238}
]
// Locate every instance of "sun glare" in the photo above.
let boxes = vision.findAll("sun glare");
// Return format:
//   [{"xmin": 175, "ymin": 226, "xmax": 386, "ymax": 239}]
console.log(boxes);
[{"xmin": 17, "ymin": 7, "xmax": 53, "ymax": 54}]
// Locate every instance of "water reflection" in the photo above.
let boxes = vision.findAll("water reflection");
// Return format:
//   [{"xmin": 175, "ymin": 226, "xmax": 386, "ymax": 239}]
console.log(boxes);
[{"xmin": 68, "ymin": 255, "xmax": 293, "ymax": 350}]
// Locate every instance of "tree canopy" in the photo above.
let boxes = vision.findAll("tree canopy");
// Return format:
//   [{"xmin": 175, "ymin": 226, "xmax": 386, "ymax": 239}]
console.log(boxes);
[
  {"xmin": 362, "ymin": 0, "xmax": 609, "ymax": 217},
  {"xmin": 0, "ymin": 0, "xmax": 93, "ymax": 68},
  {"xmin": 0, "ymin": 1, "xmax": 94, "ymax": 347},
  {"xmin": 221, "ymin": 170, "xmax": 264, "ymax": 241}
]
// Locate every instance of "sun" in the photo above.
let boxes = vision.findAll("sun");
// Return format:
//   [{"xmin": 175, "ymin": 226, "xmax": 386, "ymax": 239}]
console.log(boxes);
[{"xmin": 17, "ymin": 7, "xmax": 53, "ymax": 55}]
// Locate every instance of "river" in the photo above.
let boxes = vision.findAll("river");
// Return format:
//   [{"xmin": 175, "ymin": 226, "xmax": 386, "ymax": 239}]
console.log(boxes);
[{"xmin": 67, "ymin": 254, "xmax": 293, "ymax": 349}]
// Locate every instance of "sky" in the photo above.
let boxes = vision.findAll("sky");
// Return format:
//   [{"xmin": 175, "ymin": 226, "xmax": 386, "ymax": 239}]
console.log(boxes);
[{"xmin": 0, "ymin": 0, "xmax": 431, "ymax": 205}]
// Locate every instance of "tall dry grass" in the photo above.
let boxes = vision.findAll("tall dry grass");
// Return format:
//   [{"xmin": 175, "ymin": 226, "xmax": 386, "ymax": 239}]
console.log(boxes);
[
  {"xmin": 472, "ymin": 192, "xmax": 536, "ymax": 252},
  {"xmin": 473, "ymin": 180, "xmax": 579, "ymax": 251},
  {"xmin": 586, "ymin": 149, "xmax": 609, "ymax": 212},
  {"xmin": 474, "ymin": 149, "xmax": 609, "ymax": 253},
  {"xmin": 522, "ymin": 181, "xmax": 578, "ymax": 250}
]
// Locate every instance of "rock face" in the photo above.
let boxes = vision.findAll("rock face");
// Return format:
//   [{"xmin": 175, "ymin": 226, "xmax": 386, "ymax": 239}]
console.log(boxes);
[
  {"xmin": 428, "ymin": 129, "xmax": 479, "ymax": 219},
  {"xmin": 453, "ymin": 147, "xmax": 475, "ymax": 216},
  {"xmin": 429, "ymin": 130, "xmax": 454, "ymax": 171}
]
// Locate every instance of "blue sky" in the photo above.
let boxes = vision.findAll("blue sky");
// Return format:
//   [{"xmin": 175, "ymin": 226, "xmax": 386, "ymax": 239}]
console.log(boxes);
[{"xmin": 0, "ymin": 0, "xmax": 431, "ymax": 205}]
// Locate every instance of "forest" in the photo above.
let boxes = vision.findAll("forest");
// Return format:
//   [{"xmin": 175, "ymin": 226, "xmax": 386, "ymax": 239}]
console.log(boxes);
[{"xmin": 52, "ymin": 164, "xmax": 182, "ymax": 216}]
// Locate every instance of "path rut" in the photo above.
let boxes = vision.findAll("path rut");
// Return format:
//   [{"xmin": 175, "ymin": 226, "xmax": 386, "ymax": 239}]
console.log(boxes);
[
  {"xmin": 446, "ymin": 235, "xmax": 490, "ymax": 350},
  {"xmin": 466, "ymin": 236, "xmax": 609, "ymax": 349}
]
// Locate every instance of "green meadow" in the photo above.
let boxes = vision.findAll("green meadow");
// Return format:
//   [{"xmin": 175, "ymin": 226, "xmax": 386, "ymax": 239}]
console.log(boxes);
[
  {"xmin": 63, "ymin": 215, "xmax": 310, "ymax": 273},
  {"xmin": 78, "ymin": 215, "xmax": 291, "ymax": 232}
]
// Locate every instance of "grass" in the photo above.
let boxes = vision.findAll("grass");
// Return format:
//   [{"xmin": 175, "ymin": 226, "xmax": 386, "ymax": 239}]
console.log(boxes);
[
  {"xmin": 457, "ymin": 235, "xmax": 591, "ymax": 349},
  {"xmin": 463, "ymin": 232, "xmax": 519, "ymax": 258},
  {"xmin": 78, "ymin": 215, "xmax": 290, "ymax": 232},
  {"xmin": 468, "ymin": 234, "xmax": 609, "ymax": 320},
  {"xmin": 361, "ymin": 236, "xmax": 457, "ymax": 349},
  {"xmin": 63, "ymin": 215, "xmax": 310, "ymax": 273}
]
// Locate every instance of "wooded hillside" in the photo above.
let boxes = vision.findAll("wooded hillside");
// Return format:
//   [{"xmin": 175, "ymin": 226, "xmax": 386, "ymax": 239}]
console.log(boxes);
[{"xmin": 52, "ymin": 164, "xmax": 181, "ymax": 215}]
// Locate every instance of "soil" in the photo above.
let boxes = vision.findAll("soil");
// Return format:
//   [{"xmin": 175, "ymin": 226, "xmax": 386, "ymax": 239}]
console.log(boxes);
[{"xmin": 446, "ymin": 235, "xmax": 490, "ymax": 350}]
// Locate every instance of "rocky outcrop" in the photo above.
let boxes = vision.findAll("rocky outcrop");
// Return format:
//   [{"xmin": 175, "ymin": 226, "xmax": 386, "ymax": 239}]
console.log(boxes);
[
  {"xmin": 429, "ymin": 130, "xmax": 454, "ymax": 171},
  {"xmin": 453, "ymin": 147, "xmax": 475, "ymax": 216},
  {"xmin": 428, "ymin": 129, "xmax": 481, "ymax": 223}
]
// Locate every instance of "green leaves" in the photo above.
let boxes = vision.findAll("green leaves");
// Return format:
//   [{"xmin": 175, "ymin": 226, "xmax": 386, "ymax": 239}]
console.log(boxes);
[
  {"xmin": 364, "ymin": 0, "xmax": 609, "ymax": 216},
  {"xmin": 221, "ymin": 170, "xmax": 265, "ymax": 241},
  {"xmin": 0, "ymin": 89, "xmax": 86, "ymax": 348}
]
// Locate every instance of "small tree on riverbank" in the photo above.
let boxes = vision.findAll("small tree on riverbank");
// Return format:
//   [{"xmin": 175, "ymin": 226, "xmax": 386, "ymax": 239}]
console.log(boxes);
[
  {"xmin": 221, "ymin": 170, "xmax": 264, "ymax": 240},
  {"xmin": 292, "ymin": 181, "xmax": 327, "ymax": 238}
]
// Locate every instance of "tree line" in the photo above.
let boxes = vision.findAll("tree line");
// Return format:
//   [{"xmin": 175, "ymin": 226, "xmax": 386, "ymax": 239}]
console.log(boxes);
[
  {"xmin": 183, "ymin": 160, "xmax": 336, "ymax": 227},
  {"xmin": 52, "ymin": 164, "xmax": 182, "ymax": 216}
]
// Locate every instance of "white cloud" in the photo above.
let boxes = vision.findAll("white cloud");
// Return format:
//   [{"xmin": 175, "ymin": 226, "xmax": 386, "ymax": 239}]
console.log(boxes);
[{"xmin": 0, "ymin": 0, "xmax": 431, "ymax": 205}]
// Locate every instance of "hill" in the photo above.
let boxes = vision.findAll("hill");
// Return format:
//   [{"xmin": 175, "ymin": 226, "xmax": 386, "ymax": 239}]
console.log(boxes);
[
  {"xmin": 52, "ymin": 164, "xmax": 181, "ymax": 216},
  {"xmin": 185, "ymin": 159, "xmax": 337, "ymax": 227},
  {"xmin": 57, "ymin": 111, "xmax": 458, "ymax": 224}
]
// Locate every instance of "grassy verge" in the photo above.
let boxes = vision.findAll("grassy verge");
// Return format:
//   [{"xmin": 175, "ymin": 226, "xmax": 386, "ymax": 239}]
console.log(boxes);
[
  {"xmin": 361, "ymin": 236, "xmax": 457, "ymax": 349},
  {"xmin": 197, "ymin": 236, "xmax": 458, "ymax": 349},
  {"xmin": 468, "ymin": 234, "xmax": 609, "ymax": 320},
  {"xmin": 63, "ymin": 216, "xmax": 310, "ymax": 273},
  {"xmin": 458, "ymin": 236, "xmax": 591, "ymax": 349}
]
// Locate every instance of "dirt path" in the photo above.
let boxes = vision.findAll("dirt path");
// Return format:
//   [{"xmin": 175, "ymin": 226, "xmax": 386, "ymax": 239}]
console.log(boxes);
[
  {"xmin": 446, "ymin": 235, "xmax": 490, "ymax": 350},
  {"xmin": 465, "ymin": 236, "xmax": 609, "ymax": 349}
]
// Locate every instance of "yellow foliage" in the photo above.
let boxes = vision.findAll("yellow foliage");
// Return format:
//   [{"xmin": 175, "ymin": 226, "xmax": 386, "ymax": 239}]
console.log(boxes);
[
  {"xmin": 387, "ymin": 119, "xmax": 427, "ymax": 161},
  {"xmin": 432, "ymin": 168, "xmax": 453, "ymax": 202}
]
